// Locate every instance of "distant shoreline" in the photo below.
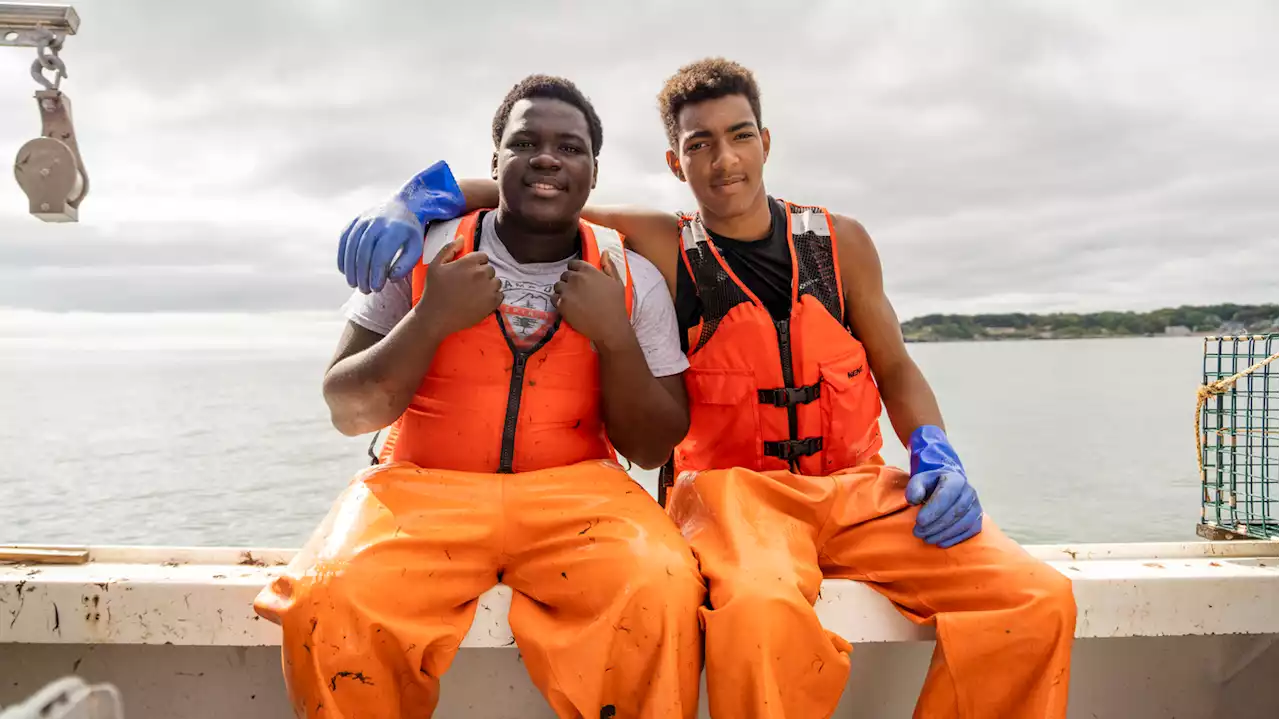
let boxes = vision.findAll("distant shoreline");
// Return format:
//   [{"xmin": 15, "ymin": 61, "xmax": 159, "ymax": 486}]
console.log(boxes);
[{"xmin": 900, "ymin": 303, "xmax": 1277, "ymax": 344}]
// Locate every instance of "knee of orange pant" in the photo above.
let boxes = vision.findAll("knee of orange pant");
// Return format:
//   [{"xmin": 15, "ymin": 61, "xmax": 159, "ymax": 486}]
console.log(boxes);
[
  {"xmin": 617, "ymin": 544, "xmax": 705, "ymax": 618},
  {"xmin": 1020, "ymin": 562, "xmax": 1078, "ymax": 638},
  {"xmin": 709, "ymin": 575, "xmax": 817, "ymax": 630}
]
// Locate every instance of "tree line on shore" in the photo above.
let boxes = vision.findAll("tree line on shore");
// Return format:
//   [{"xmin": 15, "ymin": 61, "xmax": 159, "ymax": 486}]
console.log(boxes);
[{"xmin": 901, "ymin": 303, "xmax": 1279, "ymax": 342}]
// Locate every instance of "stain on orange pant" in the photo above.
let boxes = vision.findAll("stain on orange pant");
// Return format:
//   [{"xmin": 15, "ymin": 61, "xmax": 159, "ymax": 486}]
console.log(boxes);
[
  {"xmin": 255, "ymin": 460, "xmax": 706, "ymax": 719},
  {"xmin": 667, "ymin": 462, "xmax": 1076, "ymax": 719}
]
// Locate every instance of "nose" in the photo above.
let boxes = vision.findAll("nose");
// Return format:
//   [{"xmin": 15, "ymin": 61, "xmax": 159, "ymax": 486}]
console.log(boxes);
[
  {"xmin": 529, "ymin": 146, "xmax": 561, "ymax": 171},
  {"xmin": 709, "ymin": 138, "xmax": 740, "ymax": 174}
]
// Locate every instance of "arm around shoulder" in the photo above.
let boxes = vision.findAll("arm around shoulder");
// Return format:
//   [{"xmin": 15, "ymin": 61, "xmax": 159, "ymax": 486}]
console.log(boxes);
[{"xmin": 583, "ymin": 205, "xmax": 682, "ymax": 296}]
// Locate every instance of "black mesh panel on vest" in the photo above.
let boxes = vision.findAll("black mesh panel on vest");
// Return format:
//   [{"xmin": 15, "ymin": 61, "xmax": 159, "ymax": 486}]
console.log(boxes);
[
  {"xmin": 789, "ymin": 205, "xmax": 844, "ymax": 325},
  {"xmin": 685, "ymin": 242, "xmax": 753, "ymax": 354}
]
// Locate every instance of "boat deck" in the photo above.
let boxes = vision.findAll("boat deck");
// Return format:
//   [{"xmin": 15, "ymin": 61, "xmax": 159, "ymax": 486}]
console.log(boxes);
[{"xmin": 1, "ymin": 541, "xmax": 1276, "ymax": 718}]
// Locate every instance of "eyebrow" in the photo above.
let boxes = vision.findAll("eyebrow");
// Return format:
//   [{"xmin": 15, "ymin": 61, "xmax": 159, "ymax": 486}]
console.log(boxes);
[
  {"xmin": 508, "ymin": 129, "xmax": 588, "ymax": 142},
  {"xmin": 685, "ymin": 120, "xmax": 759, "ymax": 141}
]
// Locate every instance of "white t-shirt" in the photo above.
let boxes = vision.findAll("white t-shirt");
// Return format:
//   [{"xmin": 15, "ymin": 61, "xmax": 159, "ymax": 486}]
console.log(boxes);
[{"xmin": 342, "ymin": 212, "xmax": 689, "ymax": 378}]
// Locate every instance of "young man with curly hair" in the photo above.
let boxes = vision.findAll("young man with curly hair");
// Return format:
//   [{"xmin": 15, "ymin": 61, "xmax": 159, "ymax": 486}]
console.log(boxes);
[
  {"xmin": 260, "ymin": 75, "xmax": 705, "ymax": 719},
  {"xmin": 338, "ymin": 60, "xmax": 1076, "ymax": 718}
]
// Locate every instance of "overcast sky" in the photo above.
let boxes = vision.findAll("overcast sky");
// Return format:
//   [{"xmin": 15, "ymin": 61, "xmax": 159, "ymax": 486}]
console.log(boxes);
[{"xmin": 0, "ymin": 0, "xmax": 1275, "ymax": 321}]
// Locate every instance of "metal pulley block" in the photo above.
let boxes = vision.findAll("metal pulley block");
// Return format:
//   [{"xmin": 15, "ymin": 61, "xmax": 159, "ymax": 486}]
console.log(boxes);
[
  {"xmin": 14, "ymin": 88, "xmax": 88, "ymax": 221},
  {"xmin": 2, "ymin": 3, "xmax": 86, "ymax": 221}
]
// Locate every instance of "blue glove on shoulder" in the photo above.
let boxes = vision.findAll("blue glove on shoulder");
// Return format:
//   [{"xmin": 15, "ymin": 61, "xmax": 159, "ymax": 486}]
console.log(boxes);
[
  {"xmin": 905, "ymin": 425, "xmax": 983, "ymax": 548},
  {"xmin": 337, "ymin": 160, "xmax": 467, "ymax": 294}
]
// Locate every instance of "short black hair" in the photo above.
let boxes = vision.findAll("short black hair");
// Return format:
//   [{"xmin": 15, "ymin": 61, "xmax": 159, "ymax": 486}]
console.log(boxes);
[
  {"xmin": 491, "ymin": 74, "xmax": 603, "ymax": 157},
  {"xmin": 657, "ymin": 57, "xmax": 763, "ymax": 147}
]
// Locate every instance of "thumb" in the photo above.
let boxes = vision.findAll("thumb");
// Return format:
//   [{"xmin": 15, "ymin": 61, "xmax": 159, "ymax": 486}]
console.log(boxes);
[
  {"xmin": 430, "ymin": 238, "xmax": 463, "ymax": 268},
  {"xmin": 905, "ymin": 470, "xmax": 937, "ymax": 505},
  {"xmin": 600, "ymin": 252, "xmax": 622, "ymax": 281}
]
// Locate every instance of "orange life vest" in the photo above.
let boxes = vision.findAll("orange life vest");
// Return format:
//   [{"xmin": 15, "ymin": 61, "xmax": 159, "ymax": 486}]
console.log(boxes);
[
  {"xmin": 673, "ymin": 201, "xmax": 883, "ymax": 476},
  {"xmin": 378, "ymin": 209, "xmax": 634, "ymax": 474}
]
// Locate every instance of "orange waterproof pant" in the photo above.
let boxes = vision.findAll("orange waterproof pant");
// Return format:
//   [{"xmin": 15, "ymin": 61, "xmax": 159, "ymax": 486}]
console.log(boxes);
[
  {"xmin": 255, "ymin": 460, "xmax": 706, "ymax": 719},
  {"xmin": 666, "ymin": 461, "xmax": 1076, "ymax": 719}
]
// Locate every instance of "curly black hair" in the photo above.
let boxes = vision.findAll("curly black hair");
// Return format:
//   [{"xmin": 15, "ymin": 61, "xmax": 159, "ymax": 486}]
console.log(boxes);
[
  {"xmin": 491, "ymin": 74, "xmax": 603, "ymax": 157},
  {"xmin": 657, "ymin": 57, "xmax": 762, "ymax": 147}
]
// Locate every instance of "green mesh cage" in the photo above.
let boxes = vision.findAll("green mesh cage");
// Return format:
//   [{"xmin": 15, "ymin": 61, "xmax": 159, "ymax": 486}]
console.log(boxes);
[{"xmin": 1198, "ymin": 334, "xmax": 1279, "ymax": 540}]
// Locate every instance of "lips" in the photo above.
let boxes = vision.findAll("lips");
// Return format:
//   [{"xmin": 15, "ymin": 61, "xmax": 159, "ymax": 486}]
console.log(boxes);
[
  {"xmin": 712, "ymin": 175, "xmax": 747, "ymax": 188},
  {"xmin": 526, "ymin": 176, "xmax": 565, "ymax": 194}
]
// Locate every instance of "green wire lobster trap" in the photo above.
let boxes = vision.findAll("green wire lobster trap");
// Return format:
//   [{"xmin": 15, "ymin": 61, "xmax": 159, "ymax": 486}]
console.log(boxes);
[{"xmin": 1197, "ymin": 334, "xmax": 1279, "ymax": 540}]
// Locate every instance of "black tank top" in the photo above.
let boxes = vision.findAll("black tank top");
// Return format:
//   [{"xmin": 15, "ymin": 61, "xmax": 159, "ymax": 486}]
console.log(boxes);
[{"xmin": 675, "ymin": 197, "xmax": 792, "ymax": 352}]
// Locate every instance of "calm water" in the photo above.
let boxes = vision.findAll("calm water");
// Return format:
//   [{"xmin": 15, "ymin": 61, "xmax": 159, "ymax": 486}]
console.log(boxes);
[{"xmin": 0, "ymin": 323, "xmax": 1209, "ymax": 547}]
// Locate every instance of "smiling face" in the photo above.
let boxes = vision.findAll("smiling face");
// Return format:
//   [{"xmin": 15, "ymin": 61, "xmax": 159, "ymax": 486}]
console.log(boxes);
[
  {"xmin": 666, "ymin": 93, "xmax": 771, "ymax": 221},
  {"xmin": 491, "ymin": 97, "xmax": 597, "ymax": 230}
]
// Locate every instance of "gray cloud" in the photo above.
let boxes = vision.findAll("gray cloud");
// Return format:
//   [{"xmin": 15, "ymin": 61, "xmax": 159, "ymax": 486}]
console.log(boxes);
[{"xmin": 0, "ymin": 0, "xmax": 1274, "ymax": 318}]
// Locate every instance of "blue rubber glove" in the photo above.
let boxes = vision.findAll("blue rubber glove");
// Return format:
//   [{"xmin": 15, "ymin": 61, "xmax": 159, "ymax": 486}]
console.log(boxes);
[
  {"xmin": 337, "ymin": 160, "xmax": 466, "ymax": 294},
  {"xmin": 905, "ymin": 425, "xmax": 983, "ymax": 548}
]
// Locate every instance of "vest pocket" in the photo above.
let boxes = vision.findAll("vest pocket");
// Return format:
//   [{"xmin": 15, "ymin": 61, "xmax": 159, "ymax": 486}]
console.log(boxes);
[
  {"xmin": 817, "ymin": 350, "xmax": 884, "ymax": 472},
  {"xmin": 678, "ymin": 368, "xmax": 763, "ymax": 471}
]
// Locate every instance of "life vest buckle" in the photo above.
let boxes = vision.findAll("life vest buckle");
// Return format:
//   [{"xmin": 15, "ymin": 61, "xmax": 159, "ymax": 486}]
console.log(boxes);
[
  {"xmin": 757, "ymin": 382, "xmax": 822, "ymax": 408},
  {"xmin": 763, "ymin": 437, "xmax": 823, "ymax": 461}
]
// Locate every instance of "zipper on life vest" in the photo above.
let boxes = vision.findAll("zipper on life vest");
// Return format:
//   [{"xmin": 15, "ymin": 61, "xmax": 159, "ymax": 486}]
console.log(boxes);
[
  {"xmin": 495, "ymin": 315, "xmax": 561, "ymax": 474},
  {"xmin": 498, "ymin": 353, "xmax": 527, "ymax": 474},
  {"xmin": 774, "ymin": 318, "xmax": 800, "ymax": 472}
]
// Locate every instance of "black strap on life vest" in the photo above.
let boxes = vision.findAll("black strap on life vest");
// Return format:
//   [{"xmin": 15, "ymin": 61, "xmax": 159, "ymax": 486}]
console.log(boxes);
[{"xmin": 757, "ymin": 381, "xmax": 822, "ymax": 408}]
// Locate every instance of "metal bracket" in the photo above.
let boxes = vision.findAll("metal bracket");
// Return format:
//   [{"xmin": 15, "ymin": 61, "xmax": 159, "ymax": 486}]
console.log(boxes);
[
  {"xmin": 0, "ymin": 3, "xmax": 79, "ymax": 47},
  {"xmin": 13, "ymin": 88, "xmax": 88, "ymax": 221}
]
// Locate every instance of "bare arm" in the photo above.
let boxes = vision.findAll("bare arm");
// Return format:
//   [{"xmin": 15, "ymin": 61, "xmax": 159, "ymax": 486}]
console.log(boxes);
[
  {"xmin": 456, "ymin": 178, "xmax": 682, "ymax": 296},
  {"xmin": 598, "ymin": 337, "xmax": 690, "ymax": 469},
  {"xmin": 831, "ymin": 214, "xmax": 945, "ymax": 447},
  {"xmin": 321, "ymin": 311, "xmax": 447, "ymax": 436}
]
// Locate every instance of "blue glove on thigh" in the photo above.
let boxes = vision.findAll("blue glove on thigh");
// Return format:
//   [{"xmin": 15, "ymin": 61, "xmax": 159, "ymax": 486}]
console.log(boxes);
[
  {"xmin": 905, "ymin": 425, "xmax": 983, "ymax": 548},
  {"xmin": 337, "ymin": 160, "xmax": 467, "ymax": 294}
]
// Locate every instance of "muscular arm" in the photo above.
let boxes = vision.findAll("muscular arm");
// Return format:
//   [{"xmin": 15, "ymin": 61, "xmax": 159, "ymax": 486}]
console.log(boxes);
[
  {"xmin": 598, "ymin": 337, "xmax": 690, "ymax": 469},
  {"xmin": 321, "ymin": 309, "xmax": 446, "ymax": 437},
  {"xmin": 457, "ymin": 178, "xmax": 682, "ymax": 296},
  {"xmin": 831, "ymin": 214, "xmax": 945, "ymax": 447}
]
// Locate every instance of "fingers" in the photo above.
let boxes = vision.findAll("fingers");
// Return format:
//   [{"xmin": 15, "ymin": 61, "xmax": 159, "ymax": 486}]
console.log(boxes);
[
  {"xmin": 387, "ymin": 224, "xmax": 426, "ymax": 282},
  {"xmin": 338, "ymin": 217, "xmax": 358, "ymax": 273},
  {"xmin": 915, "ymin": 482, "xmax": 977, "ymax": 539},
  {"xmin": 354, "ymin": 219, "xmax": 386, "ymax": 295},
  {"xmin": 914, "ymin": 473, "xmax": 962, "ymax": 527},
  {"xmin": 930, "ymin": 504, "xmax": 984, "ymax": 548},
  {"xmin": 487, "ymin": 276, "xmax": 504, "ymax": 309},
  {"xmin": 344, "ymin": 219, "xmax": 370, "ymax": 289}
]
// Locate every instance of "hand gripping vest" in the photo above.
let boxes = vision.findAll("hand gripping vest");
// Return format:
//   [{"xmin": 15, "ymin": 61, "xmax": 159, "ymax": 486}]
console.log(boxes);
[
  {"xmin": 378, "ymin": 210, "xmax": 634, "ymax": 474},
  {"xmin": 673, "ymin": 201, "xmax": 884, "ymax": 476}
]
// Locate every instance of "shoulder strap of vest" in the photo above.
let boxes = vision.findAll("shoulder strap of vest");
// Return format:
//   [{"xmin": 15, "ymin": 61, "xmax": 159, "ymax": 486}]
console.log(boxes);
[
  {"xmin": 580, "ymin": 219, "xmax": 635, "ymax": 317},
  {"xmin": 411, "ymin": 211, "xmax": 484, "ymax": 304},
  {"xmin": 678, "ymin": 212, "xmax": 708, "ymax": 250},
  {"xmin": 781, "ymin": 200, "xmax": 845, "ymax": 324}
]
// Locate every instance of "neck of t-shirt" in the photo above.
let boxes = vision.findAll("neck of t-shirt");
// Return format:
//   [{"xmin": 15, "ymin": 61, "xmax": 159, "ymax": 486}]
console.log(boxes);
[
  {"xmin": 703, "ymin": 195, "xmax": 778, "ymax": 246},
  {"xmin": 492, "ymin": 207, "xmax": 581, "ymax": 265}
]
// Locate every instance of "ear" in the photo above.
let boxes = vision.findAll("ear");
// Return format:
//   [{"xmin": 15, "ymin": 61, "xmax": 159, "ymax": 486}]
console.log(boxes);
[
  {"xmin": 665, "ymin": 150, "xmax": 686, "ymax": 183},
  {"xmin": 761, "ymin": 127, "xmax": 771, "ymax": 164},
  {"xmin": 490, "ymin": 152, "xmax": 499, "ymax": 181},
  {"xmin": 591, "ymin": 158, "xmax": 598, "ymax": 190}
]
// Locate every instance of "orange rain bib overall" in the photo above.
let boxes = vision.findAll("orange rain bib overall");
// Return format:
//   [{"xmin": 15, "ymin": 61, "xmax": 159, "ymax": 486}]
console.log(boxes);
[
  {"xmin": 255, "ymin": 211, "xmax": 706, "ymax": 719},
  {"xmin": 666, "ymin": 201, "xmax": 1076, "ymax": 718}
]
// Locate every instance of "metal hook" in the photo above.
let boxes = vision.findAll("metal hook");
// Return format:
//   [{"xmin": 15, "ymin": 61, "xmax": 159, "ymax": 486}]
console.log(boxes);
[{"xmin": 30, "ymin": 50, "xmax": 64, "ymax": 90}]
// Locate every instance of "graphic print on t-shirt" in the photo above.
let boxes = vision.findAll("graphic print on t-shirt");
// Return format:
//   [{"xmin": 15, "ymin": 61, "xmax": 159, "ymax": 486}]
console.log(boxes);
[{"xmin": 500, "ymin": 277, "xmax": 557, "ymax": 349}]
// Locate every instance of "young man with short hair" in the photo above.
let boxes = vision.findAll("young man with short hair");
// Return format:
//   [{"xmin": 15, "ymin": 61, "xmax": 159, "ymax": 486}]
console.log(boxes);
[{"xmin": 259, "ymin": 75, "xmax": 705, "ymax": 719}]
